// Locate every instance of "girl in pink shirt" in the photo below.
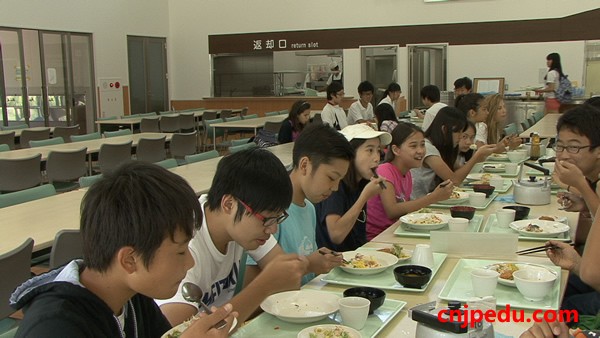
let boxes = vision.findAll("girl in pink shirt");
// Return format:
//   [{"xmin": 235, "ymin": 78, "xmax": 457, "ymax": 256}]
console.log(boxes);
[{"xmin": 366, "ymin": 123, "xmax": 454, "ymax": 240}]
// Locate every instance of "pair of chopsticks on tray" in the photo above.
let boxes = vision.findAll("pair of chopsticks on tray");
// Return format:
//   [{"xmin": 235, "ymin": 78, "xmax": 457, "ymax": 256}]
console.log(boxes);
[{"xmin": 516, "ymin": 242, "xmax": 574, "ymax": 255}]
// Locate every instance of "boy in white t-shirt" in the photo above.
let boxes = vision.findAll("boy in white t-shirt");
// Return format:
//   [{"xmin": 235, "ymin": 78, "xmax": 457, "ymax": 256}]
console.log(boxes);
[
  {"xmin": 347, "ymin": 81, "xmax": 376, "ymax": 125},
  {"xmin": 159, "ymin": 148, "xmax": 309, "ymax": 327},
  {"xmin": 420, "ymin": 85, "xmax": 447, "ymax": 131},
  {"xmin": 322, "ymin": 82, "xmax": 348, "ymax": 130}
]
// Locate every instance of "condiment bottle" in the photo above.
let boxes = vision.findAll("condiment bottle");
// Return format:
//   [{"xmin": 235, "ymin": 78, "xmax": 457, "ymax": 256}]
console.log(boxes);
[{"xmin": 530, "ymin": 132, "xmax": 541, "ymax": 160}]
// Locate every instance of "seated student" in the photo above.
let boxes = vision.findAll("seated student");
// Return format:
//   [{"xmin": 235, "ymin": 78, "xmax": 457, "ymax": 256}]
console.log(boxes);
[
  {"xmin": 420, "ymin": 85, "xmax": 448, "ymax": 131},
  {"xmin": 378, "ymin": 83, "xmax": 402, "ymax": 117},
  {"xmin": 278, "ymin": 100, "xmax": 311, "ymax": 144},
  {"xmin": 455, "ymin": 93, "xmax": 490, "ymax": 149},
  {"xmin": 367, "ymin": 123, "xmax": 455, "ymax": 240},
  {"xmin": 455, "ymin": 120, "xmax": 477, "ymax": 169},
  {"xmin": 10, "ymin": 162, "xmax": 236, "ymax": 337},
  {"xmin": 411, "ymin": 107, "xmax": 495, "ymax": 198},
  {"xmin": 481, "ymin": 94, "xmax": 521, "ymax": 152},
  {"xmin": 453, "ymin": 76, "xmax": 472, "ymax": 96},
  {"xmin": 315, "ymin": 124, "xmax": 390, "ymax": 251},
  {"xmin": 374, "ymin": 104, "xmax": 398, "ymax": 134},
  {"xmin": 554, "ymin": 105, "xmax": 600, "ymax": 246},
  {"xmin": 159, "ymin": 148, "xmax": 309, "ymax": 326},
  {"xmin": 321, "ymin": 82, "xmax": 348, "ymax": 130},
  {"xmin": 246, "ymin": 124, "xmax": 354, "ymax": 285},
  {"xmin": 347, "ymin": 81, "xmax": 376, "ymax": 125}
]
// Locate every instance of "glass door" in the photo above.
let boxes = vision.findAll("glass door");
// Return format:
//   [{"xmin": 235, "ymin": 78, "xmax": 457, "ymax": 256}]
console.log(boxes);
[
  {"xmin": 0, "ymin": 29, "xmax": 27, "ymax": 126},
  {"xmin": 127, "ymin": 36, "xmax": 168, "ymax": 114},
  {"xmin": 40, "ymin": 32, "xmax": 67, "ymax": 126},
  {"xmin": 408, "ymin": 44, "xmax": 447, "ymax": 109},
  {"xmin": 361, "ymin": 45, "xmax": 398, "ymax": 105}
]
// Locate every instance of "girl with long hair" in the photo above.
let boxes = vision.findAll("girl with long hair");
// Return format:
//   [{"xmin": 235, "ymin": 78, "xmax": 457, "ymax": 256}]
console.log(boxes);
[
  {"xmin": 366, "ymin": 122, "xmax": 454, "ymax": 240},
  {"xmin": 378, "ymin": 82, "xmax": 402, "ymax": 115},
  {"xmin": 315, "ymin": 124, "xmax": 390, "ymax": 250},
  {"xmin": 537, "ymin": 52, "xmax": 565, "ymax": 113},
  {"xmin": 278, "ymin": 100, "xmax": 311, "ymax": 144},
  {"xmin": 481, "ymin": 94, "xmax": 522, "ymax": 152},
  {"xmin": 411, "ymin": 107, "xmax": 495, "ymax": 198}
]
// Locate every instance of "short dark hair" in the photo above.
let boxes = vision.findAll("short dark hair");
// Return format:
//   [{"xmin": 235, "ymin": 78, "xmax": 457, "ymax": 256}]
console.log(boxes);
[
  {"xmin": 381, "ymin": 83, "xmax": 401, "ymax": 103},
  {"xmin": 420, "ymin": 85, "xmax": 441, "ymax": 103},
  {"xmin": 80, "ymin": 162, "xmax": 202, "ymax": 272},
  {"xmin": 454, "ymin": 77, "xmax": 473, "ymax": 90},
  {"xmin": 585, "ymin": 96, "xmax": 600, "ymax": 109},
  {"xmin": 455, "ymin": 93, "xmax": 484, "ymax": 115},
  {"xmin": 292, "ymin": 124, "xmax": 354, "ymax": 172},
  {"xmin": 326, "ymin": 82, "xmax": 344, "ymax": 100},
  {"xmin": 206, "ymin": 148, "xmax": 292, "ymax": 222},
  {"xmin": 557, "ymin": 105, "xmax": 600, "ymax": 151},
  {"xmin": 374, "ymin": 104, "xmax": 397, "ymax": 130},
  {"xmin": 357, "ymin": 81, "xmax": 375, "ymax": 95},
  {"xmin": 425, "ymin": 106, "xmax": 467, "ymax": 168}
]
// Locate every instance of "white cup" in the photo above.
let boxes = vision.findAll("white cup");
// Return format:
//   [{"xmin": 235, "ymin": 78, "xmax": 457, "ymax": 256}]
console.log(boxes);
[
  {"xmin": 507, "ymin": 151, "xmax": 522, "ymax": 163},
  {"xmin": 542, "ymin": 162, "xmax": 555, "ymax": 173},
  {"xmin": 489, "ymin": 177, "xmax": 504, "ymax": 189},
  {"xmin": 338, "ymin": 296, "xmax": 370, "ymax": 330},
  {"xmin": 505, "ymin": 163, "xmax": 518, "ymax": 174},
  {"xmin": 471, "ymin": 268, "xmax": 499, "ymax": 297},
  {"xmin": 468, "ymin": 192, "xmax": 487, "ymax": 207},
  {"xmin": 496, "ymin": 209, "xmax": 516, "ymax": 228},
  {"xmin": 448, "ymin": 217, "xmax": 469, "ymax": 232},
  {"xmin": 412, "ymin": 244, "xmax": 434, "ymax": 268},
  {"xmin": 516, "ymin": 149, "xmax": 529, "ymax": 161}
]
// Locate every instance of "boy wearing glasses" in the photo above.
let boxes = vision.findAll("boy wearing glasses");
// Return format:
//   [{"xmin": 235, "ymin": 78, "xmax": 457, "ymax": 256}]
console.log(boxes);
[
  {"xmin": 159, "ymin": 148, "xmax": 309, "ymax": 327},
  {"xmin": 245, "ymin": 124, "xmax": 355, "ymax": 285}
]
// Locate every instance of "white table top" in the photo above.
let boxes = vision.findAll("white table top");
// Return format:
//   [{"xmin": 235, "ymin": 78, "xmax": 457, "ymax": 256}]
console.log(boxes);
[
  {"xmin": 519, "ymin": 113, "xmax": 561, "ymax": 138},
  {"xmin": 211, "ymin": 115, "xmax": 286, "ymax": 129},
  {"xmin": 0, "ymin": 132, "xmax": 172, "ymax": 160}
]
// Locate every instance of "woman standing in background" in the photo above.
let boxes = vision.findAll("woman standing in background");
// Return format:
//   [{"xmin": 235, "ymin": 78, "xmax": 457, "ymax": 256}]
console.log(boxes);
[{"xmin": 538, "ymin": 52, "xmax": 564, "ymax": 114}]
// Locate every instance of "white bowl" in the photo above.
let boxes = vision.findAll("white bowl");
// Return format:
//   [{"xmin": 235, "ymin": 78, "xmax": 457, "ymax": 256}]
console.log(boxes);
[
  {"xmin": 260, "ymin": 290, "xmax": 340, "ymax": 323},
  {"xmin": 339, "ymin": 250, "xmax": 399, "ymax": 275},
  {"xmin": 298, "ymin": 324, "xmax": 362, "ymax": 338},
  {"xmin": 448, "ymin": 217, "xmax": 470, "ymax": 232},
  {"xmin": 513, "ymin": 269, "xmax": 557, "ymax": 301},
  {"xmin": 507, "ymin": 151, "xmax": 522, "ymax": 163},
  {"xmin": 400, "ymin": 213, "xmax": 451, "ymax": 230}
]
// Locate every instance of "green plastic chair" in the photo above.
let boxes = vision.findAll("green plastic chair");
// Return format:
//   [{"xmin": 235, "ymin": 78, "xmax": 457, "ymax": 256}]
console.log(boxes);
[
  {"xmin": 265, "ymin": 111, "xmax": 279, "ymax": 117},
  {"xmin": 202, "ymin": 118, "xmax": 227, "ymax": 151},
  {"xmin": 243, "ymin": 114, "xmax": 258, "ymax": 120},
  {"xmin": 184, "ymin": 150, "xmax": 219, "ymax": 164},
  {"xmin": 97, "ymin": 116, "xmax": 117, "ymax": 121},
  {"xmin": 0, "ymin": 184, "xmax": 57, "ymax": 208},
  {"xmin": 228, "ymin": 142, "xmax": 257, "ymax": 154},
  {"xmin": 503, "ymin": 123, "xmax": 518, "ymax": 136},
  {"xmin": 29, "ymin": 137, "xmax": 65, "ymax": 148},
  {"xmin": 0, "ymin": 124, "xmax": 28, "ymax": 131},
  {"xmin": 0, "ymin": 144, "xmax": 9, "ymax": 152},
  {"xmin": 532, "ymin": 111, "xmax": 545, "ymax": 123},
  {"xmin": 78, "ymin": 174, "xmax": 103, "ymax": 188},
  {"xmin": 70, "ymin": 132, "xmax": 101, "ymax": 142},
  {"xmin": 156, "ymin": 158, "xmax": 178, "ymax": 169},
  {"xmin": 104, "ymin": 129, "xmax": 132, "ymax": 138},
  {"xmin": 231, "ymin": 138, "xmax": 252, "ymax": 146}
]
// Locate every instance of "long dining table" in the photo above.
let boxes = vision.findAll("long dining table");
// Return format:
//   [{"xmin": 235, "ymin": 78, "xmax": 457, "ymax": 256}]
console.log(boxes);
[{"xmin": 519, "ymin": 113, "xmax": 561, "ymax": 138}]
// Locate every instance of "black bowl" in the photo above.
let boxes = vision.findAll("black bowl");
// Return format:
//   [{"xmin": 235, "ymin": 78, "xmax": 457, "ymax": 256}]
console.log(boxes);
[
  {"xmin": 393, "ymin": 265, "xmax": 432, "ymax": 289},
  {"xmin": 450, "ymin": 206, "xmax": 476, "ymax": 220},
  {"xmin": 343, "ymin": 287, "xmax": 386, "ymax": 314},
  {"xmin": 503, "ymin": 205, "xmax": 531, "ymax": 221},
  {"xmin": 472, "ymin": 184, "xmax": 496, "ymax": 198}
]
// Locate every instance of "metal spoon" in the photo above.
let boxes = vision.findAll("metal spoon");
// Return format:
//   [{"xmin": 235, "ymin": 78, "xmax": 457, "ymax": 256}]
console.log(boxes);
[{"xmin": 181, "ymin": 282, "xmax": 228, "ymax": 330}]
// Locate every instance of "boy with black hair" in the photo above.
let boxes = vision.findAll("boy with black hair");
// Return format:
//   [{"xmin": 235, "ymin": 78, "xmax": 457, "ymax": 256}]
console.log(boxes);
[
  {"xmin": 11, "ymin": 162, "xmax": 236, "ymax": 337},
  {"xmin": 420, "ymin": 84, "xmax": 448, "ymax": 131},
  {"xmin": 160, "ymin": 148, "xmax": 309, "ymax": 327},
  {"xmin": 246, "ymin": 124, "xmax": 355, "ymax": 285},
  {"xmin": 454, "ymin": 76, "xmax": 473, "ymax": 96},
  {"xmin": 347, "ymin": 81, "xmax": 376, "ymax": 125},
  {"xmin": 322, "ymin": 82, "xmax": 348, "ymax": 130}
]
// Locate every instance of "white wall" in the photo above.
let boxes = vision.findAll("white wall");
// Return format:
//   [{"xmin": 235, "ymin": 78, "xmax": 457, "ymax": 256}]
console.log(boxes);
[
  {"xmin": 0, "ymin": 0, "xmax": 169, "ymax": 87},
  {"xmin": 167, "ymin": 0, "xmax": 599, "ymax": 100}
]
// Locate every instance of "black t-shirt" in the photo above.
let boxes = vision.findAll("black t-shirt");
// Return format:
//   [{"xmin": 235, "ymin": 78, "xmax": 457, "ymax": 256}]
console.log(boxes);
[{"xmin": 315, "ymin": 181, "xmax": 367, "ymax": 252}]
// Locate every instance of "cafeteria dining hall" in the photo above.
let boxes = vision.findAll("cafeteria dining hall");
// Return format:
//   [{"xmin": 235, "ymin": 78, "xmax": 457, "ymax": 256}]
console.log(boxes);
[{"xmin": 1, "ymin": 0, "xmax": 600, "ymax": 337}]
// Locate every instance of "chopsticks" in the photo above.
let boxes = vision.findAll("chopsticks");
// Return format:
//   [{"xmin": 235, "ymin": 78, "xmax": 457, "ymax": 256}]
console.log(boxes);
[
  {"xmin": 516, "ymin": 242, "xmax": 574, "ymax": 255},
  {"xmin": 371, "ymin": 168, "xmax": 387, "ymax": 190},
  {"xmin": 319, "ymin": 249, "xmax": 350, "ymax": 264}
]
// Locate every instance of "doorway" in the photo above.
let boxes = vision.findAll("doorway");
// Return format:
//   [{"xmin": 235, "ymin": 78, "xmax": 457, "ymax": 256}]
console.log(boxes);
[
  {"xmin": 127, "ymin": 36, "xmax": 168, "ymax": 114},
  {"xmin": 0, "ymin": 29, "xmax": 95, "ymax": 131},
  {"xmin": 361, "ymin": 45, "xmax": 398, "ymax": 104},
  {"xmin": 408, "ymin": 44, "xmax": 447, "ymax": 109}
]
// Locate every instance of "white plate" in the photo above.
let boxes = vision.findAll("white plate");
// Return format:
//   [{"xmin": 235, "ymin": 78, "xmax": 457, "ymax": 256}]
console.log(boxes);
[
  {"xmin": 372, "ymin": 247, "xmax": 412, "ymax": 263},
  {"xmin": 399, "ymin": 213, "xmax": 452, "ymax": 230},
  {"xmin": 437, "ymin": 191, "xmax": 469, "ymax": 205},
  {"xmin": 484, "ymin": 262, "xmax": 558, "ymax": 287},
  {"xmin": 509, "ymin": 220, "xmax": 570, "ymax": 238},
  {"xmin": 298, "ymin": 324, "xmax": 362, "ymax": 338},
  {"xmin": 339, "ymin": 250, "xmax": 399, "ymax": 275},
  {"xmin": 161, "ymin": 317, "xmax": 237, "ymax": 337},
  {"xmin": 260, "ymin": 290, "xmax": 340, "ymax": 324},
  {"xmin": 466, "ymin": 173, "xmax": 502, "ymax": 182},
  {"xmin": 482, "ymin": 163, "xmax": 506, "ymax": 173},
  {"xmin": 487, "ymin": 153, "xmax": 509, "ymax": 161}
]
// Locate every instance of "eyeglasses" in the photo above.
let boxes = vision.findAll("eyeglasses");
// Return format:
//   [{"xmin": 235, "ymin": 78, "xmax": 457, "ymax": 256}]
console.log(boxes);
[
  {"xmin": 553, "ymin": 144, "xmax": 592, "ymax": 154},
  {"xmin": 238, "ymin": 199, "xmax": 289, "ymax": 227}
]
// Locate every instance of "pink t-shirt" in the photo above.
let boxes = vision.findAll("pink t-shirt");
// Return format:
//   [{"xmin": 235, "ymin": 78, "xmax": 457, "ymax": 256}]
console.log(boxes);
[{"xmin": 366, "ymin": 162, "xmax": 412, "ymax": 241}]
